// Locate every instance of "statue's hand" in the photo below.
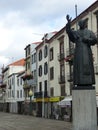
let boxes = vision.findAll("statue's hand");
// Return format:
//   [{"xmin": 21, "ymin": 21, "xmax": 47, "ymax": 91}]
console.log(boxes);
[{"xmin": 66, "ymin": 15, "xmax": 72, "ymax": 22}]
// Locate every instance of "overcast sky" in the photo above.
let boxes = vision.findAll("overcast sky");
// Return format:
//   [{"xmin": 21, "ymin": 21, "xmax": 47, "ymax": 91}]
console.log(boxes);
[{"xmin": 0, "ymin": 0, "xmax": 96, "ymax": 70}]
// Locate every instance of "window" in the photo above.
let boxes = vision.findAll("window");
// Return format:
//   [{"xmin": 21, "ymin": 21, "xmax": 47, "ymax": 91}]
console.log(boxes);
[
  {"xmin": 34, "ymin": 53, "xmax": 36, "ymax": 62},
  {"xmin": 10, "ymin": 79, "xmax": 11, "ymax": 85},
  {"xmin": 32, "ymin": 70, "xmax": 36, "ymax": 79},
  {"xmin": 32, "ymin": 55, "xmax": 34, "ymax": 64},
  {"xmin": 50, "ymin": 47, "xmax": 53, "ymax": 61},
  {"xmin": 61, "ymin": 85, "xmax": 65, "ymax": 96},
  {"xmin": 8, "ymin": 79, "xmax": 9, "ymax": 86},
  {"xmin": 50, "ymin": 67, "xmax": 54, "ymax": 80},
  {"xmin": 84, "ymin": 18, "xmax": 88, "ymax": 28},
  {"xmin": 39, "ymin": 65, "xmax": 42, "ymax": 77},
  {"xmin": 12, "ymin": 77, "xmax": 14, "ymax": 85},
  {"xmin": 44, "ymin": 45, "xmax": 48, "ymax": 58},
  {"xmin": 39, "ymin": 82, "xmax": 42, "ymax": 92},
  {"xmin": 94, "ymin": 10, "xmax": 98, "ymax": 35},
  {"xmin": 32, "ymin": 53, "xmax": 36, "ymax": 64},
  {"xmin": 44, "ymin": 62, "xmax": 48, "ymax": 75},
  {"xmin": 50, "ymin": 87, "xmax": 54, "ymax": 96},
  {"xmin": 17, "ymin": 90, "xmax": 19, "ymax": 98},
  {"xmin": 17, "ymin": 78, "xmax": 19, "ymax": 86},
  {"xmin": 20, "ymin": 78, "xmax": 22, "ymax": 85},
  {"xmin": 26, "ymin": 50, "xmax": 27, "ymax": 57},
  {"xmin": 27, "ymin": 62, "xmax": 30, "ymax": 69},
  {"xmin": 44, "ymin": 80, "xmax": 47, "ymax": 91},
  {"xmin": 60, "ymin": 64, "xmax": 65, "ymax": 76},
  {"xmin": 26, "ymin": 62, "xmax": 30, "ymax": 70},
  {"xmin": 12, "ymin": 90, "xmax": 14, "ymax": 97},
  {"xmin": 26, "ymin": 45, "xmax": 30, "ymax": 57},
  {"xmin": 28, "ymin": 46, "xmax": 30, "ymax": 55},
  {"xmin": 60, "ymin": 41, "xmax": 64, "ymax": 54},
  {"xmin": 39, "ymin": 50, "xmax": 42, "ymax": 61},
  {"xmin": 20, "ymin": 90, "xmax": 22, "ymax": 98}
]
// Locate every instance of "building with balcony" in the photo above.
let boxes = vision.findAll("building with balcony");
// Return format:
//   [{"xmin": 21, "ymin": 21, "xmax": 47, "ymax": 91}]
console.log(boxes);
[
  {"xmin": 35, "ymin": 36, "xmax": 49, "ymax": 117},
  {"xmin": 2, "ymin": 58, "xmax": 25, "ymax": 113},
  {"xmin": 35, "ymin": 32, "xmax": 58, "ymax": 118}
]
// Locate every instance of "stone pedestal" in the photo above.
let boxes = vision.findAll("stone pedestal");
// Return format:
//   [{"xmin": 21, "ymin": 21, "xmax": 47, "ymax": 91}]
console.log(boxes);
[{"xmin": 72, "ymin": 89, "xmax": 97, "ymax": 130}]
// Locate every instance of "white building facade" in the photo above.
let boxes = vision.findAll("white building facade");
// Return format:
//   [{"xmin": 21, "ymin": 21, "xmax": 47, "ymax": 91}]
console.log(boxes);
[{"xmin": 2, "ymin": 59, "xmax": 25, "ymax": 113}]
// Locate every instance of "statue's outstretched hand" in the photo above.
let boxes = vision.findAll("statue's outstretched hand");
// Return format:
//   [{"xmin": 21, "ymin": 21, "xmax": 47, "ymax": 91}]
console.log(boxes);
[{"xmin": 66, "ymin": 15, "xmax": 72, "ymax": 22}]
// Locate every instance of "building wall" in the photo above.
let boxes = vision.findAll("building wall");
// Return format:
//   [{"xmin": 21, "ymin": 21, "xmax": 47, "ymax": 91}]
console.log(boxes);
[
  {"xmin": 37, "ymin": 43, "xmax": 49, "ymax": 92},
  {"xmin": 31, "ymin": 48, "xmax": 37, "ymax": 92},
  {"xmin": 49, "ymin": 37, "xmax": 62, "ymax": 96}
]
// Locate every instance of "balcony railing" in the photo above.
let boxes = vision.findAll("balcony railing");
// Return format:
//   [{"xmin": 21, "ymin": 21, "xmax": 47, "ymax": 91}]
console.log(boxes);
[
  {"xmin": 58, "ymin": 75, "xmax": 65, "ymax": 84},
  {"xmin": 58, "ymin": 53, "xmax": 65, "ymax": 61},
  {"xmin": 22, "ymin": 74, "xmax": 33, "ymax": 81}
]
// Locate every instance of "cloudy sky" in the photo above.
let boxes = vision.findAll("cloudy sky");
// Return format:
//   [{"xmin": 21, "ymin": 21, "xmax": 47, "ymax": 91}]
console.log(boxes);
[{"xmin": 0, "ymin": 0, "xmax": 96, "ymax": 69}]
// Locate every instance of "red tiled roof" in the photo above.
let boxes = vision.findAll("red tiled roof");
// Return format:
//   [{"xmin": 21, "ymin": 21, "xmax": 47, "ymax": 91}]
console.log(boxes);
[
  {"xmin": 9, "ymin": 58, "xmax": 25, "ymax": 66},
  {"xmin": 32, "ymin": 42, "xmax": 41, "ymax": 44}
]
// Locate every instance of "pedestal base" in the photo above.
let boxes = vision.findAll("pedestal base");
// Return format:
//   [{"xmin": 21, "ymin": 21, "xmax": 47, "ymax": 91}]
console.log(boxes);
[{"xmin": 72, "ymin": 89, "xmax": 97, "ymax": 130}]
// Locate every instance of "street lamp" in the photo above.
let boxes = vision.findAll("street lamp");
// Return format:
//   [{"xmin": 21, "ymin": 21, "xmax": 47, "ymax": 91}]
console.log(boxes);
[{"xmin": 29, "ymin": 89, "xmax": 33, "ymax": 115}]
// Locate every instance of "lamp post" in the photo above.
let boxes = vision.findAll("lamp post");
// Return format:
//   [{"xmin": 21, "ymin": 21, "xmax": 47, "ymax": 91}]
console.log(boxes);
[{"xmin": 29, "ymin": 89, "xmax": 33, "ymax": 115}]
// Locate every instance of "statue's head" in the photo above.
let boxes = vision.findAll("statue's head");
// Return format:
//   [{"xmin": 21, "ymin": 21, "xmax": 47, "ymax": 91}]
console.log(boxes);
[{"xmin": 78, "ymin": 20, "xmax": 86, "ymax": 29}]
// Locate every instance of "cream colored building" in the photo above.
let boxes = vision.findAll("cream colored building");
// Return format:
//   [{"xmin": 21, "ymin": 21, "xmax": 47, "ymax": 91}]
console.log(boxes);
[
  {"xmin": 46, "ymin": 1, "xmax": 98, "ymax": 119},
  {"xmin": 34, "ymin": 1, "xmax": 98, "ymax": 118}
]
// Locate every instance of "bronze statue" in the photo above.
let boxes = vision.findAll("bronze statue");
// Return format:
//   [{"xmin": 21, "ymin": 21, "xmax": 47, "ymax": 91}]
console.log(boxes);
[{"xmin": 66, "ymin": 15, "xmax": 97, "ymax": 87}]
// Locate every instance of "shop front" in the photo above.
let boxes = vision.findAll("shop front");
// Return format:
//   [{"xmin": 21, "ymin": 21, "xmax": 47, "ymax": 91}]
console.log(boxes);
[
  {"xmin": 57, "ymin": 96, "xmax": 72, "ymax": 121},
  {"xmin": 35, "ymin": 97, "xmax": 49, "ymax": 117}
]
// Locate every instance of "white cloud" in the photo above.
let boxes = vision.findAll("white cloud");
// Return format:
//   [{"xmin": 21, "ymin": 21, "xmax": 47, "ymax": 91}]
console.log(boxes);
[
  {"xmin": 0, "ymin": 56, "xmax": 9, "ymax": 66},
  {"xmin": 0, "ymin": 0, "xmax": 96, "ymax": 69},
  {"xmin": 0, "ymin": 24, "xmax": 13, "ymax": 51}
]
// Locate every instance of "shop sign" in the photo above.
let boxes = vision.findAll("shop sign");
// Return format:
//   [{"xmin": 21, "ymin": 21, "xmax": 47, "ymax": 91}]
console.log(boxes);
[
  {"xmin": 35, "ymin": 98, "xmax": 49, "ymax": 102},
  {"xmin": 49, "ymin": 97, "xmax": 60, "ymax": 102}
]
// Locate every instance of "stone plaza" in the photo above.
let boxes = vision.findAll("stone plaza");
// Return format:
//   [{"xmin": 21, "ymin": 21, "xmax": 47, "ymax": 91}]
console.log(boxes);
[{"xmin": 0, "ymin": 112, "xmax": 72, "ymax": 130}]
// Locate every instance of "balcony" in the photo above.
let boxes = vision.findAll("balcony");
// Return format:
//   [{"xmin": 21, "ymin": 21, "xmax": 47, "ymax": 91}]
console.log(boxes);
[
  {"xmin": 67, "ymin": 73, "xmax": 73, "ymax": 82},
  {"xmin": 22, "ymin": 74, "xmax": 33, "ymax": 81},
  {"xmin": 58, "ymin": 53, "xmax": 65, "ymax": 61},
  {"xmin": 58, "ymin": 75, "xmax": 65, "ymax": 84}
]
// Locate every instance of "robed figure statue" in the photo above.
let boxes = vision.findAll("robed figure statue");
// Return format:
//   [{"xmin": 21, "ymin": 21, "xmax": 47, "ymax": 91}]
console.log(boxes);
[{"xmin": 66, "ymin": 15, "xmax": 97, "ymax": 87}]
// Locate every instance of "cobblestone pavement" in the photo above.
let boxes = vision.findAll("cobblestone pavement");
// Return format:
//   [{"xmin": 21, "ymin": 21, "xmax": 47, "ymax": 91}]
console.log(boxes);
[{"xmin": 0, "ymin": 112, "xmax": 72, "ymax": 130}]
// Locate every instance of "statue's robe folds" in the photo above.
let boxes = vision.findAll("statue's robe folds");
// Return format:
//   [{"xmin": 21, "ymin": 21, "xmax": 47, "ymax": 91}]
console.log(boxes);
[{"xmin": 66, "ymin": 28, "xmax": 97, "ymax": 85}]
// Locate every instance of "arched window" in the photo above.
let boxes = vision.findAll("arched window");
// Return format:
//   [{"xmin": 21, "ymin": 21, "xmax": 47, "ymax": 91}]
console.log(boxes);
[
  {"xmin": 44, "ymin": 62, "xmax": 48, "ymax": 75},
  {"xmin": 44, "ymin": 45, "xmax": 48, "ymax": 58},
  {"xmin": 39, "ymin": 65, "xmax": 42, "ymax": 76},
  {"xmin": 39, "ymin": 50, "xmax": 42, "ymax": 61}
]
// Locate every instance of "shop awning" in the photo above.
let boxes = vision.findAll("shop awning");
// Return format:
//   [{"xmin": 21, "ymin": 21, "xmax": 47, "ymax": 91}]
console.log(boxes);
[
  {"xmin": 58, "ymin": 95, "xmax": 98, "ymax": 107},
  {"xmin": 57, "ymin": 96, "xmax": 72, "ymax": 107}
]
